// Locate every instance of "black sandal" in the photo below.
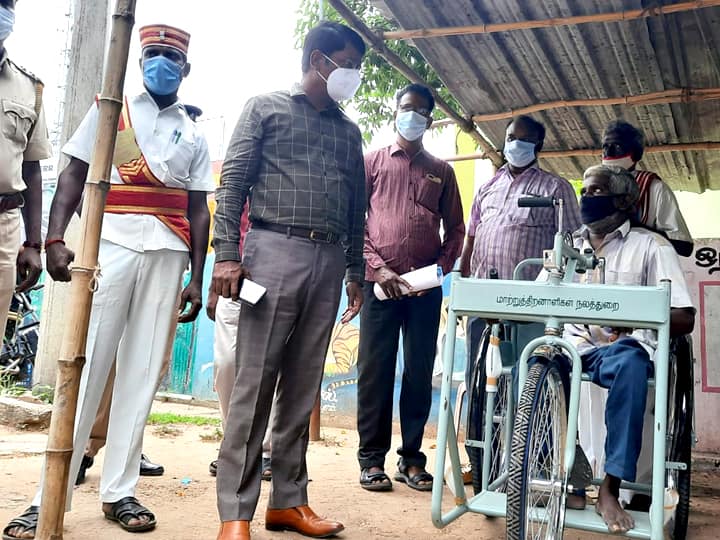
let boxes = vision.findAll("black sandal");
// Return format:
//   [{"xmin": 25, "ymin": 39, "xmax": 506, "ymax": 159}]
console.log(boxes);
[
  {"xmin": 103, "ymin": 497, "xmax": 157, "ymax": 533},
  {"xmin": 394, "ymin": 463, "xmax": 433, "ymax": 492},
  {"xmin": 261, "ymin": 457, "xmax": 272, "ymax": 482},
  {"xmin": 3, "ymin": 506, "xmax": 38, "ymax": 540},
  {"xmin": 359, "ymin": 468, "xmax": 393, "ymax": 492}
]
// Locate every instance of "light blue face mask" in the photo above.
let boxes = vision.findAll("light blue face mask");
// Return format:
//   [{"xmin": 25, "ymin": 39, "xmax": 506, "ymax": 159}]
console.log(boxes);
[
  {"xmin": 395, "ymin": 110, "xmax": 428, "ymax": 142},
  {"xmin": 503, "ymin": 139, "xmax": 537, "ymax": 168},
  {"xmin": 143, "ymin": 55, "xmax": 183, "ymax": 96},
  {"xmin": 0, "ymin": 5, "xmax": 15, "ymax": 42}
]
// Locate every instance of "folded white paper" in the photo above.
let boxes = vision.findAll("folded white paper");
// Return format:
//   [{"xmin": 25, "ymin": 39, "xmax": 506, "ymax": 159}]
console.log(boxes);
[
  {"xmin": 239, "ymin": 278, "xmax": 267, "ymax": 306},
  {"xmin": 373, "ymin": 264, "xmax": 443, "ymax": 301}
]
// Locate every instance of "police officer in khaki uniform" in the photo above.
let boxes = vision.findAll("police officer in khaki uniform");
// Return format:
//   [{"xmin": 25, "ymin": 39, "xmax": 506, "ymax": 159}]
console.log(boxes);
[{"xmin": 0, "ymin": 0, "xmax": 52, "ymax": 339}]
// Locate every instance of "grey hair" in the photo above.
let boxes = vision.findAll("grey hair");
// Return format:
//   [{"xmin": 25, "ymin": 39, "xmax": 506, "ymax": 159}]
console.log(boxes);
[{"xmin": 583, "ymin": 164, "xmax": 639, "ymax": 207}]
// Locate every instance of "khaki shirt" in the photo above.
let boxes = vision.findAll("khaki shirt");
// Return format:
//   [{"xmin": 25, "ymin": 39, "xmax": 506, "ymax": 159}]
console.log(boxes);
[{"xmin": 0, "ymin": 49, "xmax": 52, "ymax": 194}]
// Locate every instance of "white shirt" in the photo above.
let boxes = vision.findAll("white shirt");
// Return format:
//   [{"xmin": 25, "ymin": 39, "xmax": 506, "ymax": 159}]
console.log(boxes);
[
  {"xmin": 564, "ymin": 220, "xmax": 693, "ymax": 357},
  {"xmin": 62, "ymin": 92, "xmax": 215, "ymax": 252},
  {"xmin": 643, "ymin": 176, "xmax": 692, "ymax": 245}
]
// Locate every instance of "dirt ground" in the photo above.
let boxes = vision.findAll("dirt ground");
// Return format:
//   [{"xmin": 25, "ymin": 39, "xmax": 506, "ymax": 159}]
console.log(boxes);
[{"xmin": 1, "ymin": 401, "xmax": 719, "ymax": 540}]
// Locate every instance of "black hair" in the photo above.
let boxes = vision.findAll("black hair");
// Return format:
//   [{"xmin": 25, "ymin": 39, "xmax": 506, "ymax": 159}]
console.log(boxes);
[
  {"xmin": 603, "ymin": 120, "xmax": 645, "ymax": 161},
  {"xmin": 301, "ymin": 21, "xmax": 366, "ymax": 73},
  {"xmin": 395, "ymin": 83, "xmax": 435, "ymax": 113},
  {"xmin": 0, "ymin": 0, "xmax": 15, "ymax": 10},
  {"xmin": 507, "ymin": 115, "xmax": 546, "ymax": 151}
]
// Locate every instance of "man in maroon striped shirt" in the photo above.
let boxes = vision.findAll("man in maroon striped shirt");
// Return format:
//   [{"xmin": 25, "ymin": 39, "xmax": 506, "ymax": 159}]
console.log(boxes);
[{"xmin": 357, "ymin": 83, "xmax": 465, "ymax": 492}]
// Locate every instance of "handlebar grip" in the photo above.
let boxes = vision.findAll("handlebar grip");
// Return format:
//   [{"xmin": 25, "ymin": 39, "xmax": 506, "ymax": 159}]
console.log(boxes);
[{"xmin": 518, "ymin": 196, "xmax": 556, "ymax": 208}]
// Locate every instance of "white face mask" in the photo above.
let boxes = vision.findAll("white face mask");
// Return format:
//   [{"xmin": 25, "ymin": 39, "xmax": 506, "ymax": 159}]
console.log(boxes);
[
  {"xmin": 0, "ymin": 5, "xmax": 14, "ymax": 42},
  {"xmin": 395, "ymin": 110, "xmax": 428, "ymax": 141},
  {"xmin": 319, "ymin": 54, "xmax": 361, "ymax": 102},
  {"xmin": 601, "ymin": 154, "xmax": 635, "ymax": 170}
]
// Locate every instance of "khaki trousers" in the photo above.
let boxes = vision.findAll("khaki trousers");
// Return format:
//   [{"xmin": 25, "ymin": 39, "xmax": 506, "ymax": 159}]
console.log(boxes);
[{"xmin": 0, "ymin": 209, "xmax": 20, "ymax": 338}]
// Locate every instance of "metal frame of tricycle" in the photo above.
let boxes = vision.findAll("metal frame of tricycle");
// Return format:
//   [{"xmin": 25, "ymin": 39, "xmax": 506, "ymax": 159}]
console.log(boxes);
[{"xmin": 432, "ymin": 263, "xmax": 673, "ymax": 540}]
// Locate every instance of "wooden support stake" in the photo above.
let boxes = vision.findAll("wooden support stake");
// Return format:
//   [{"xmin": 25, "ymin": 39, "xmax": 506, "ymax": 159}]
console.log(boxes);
[
  {"xmin": 35, "ymin": 2, "xmax": 137, "ymax": 538},
  {"xmin": 309, "ymin": 392, "xmax": 321, "ymax": 442},
  {"xmin": 382, "ymin": 0, "xmax": 720, "ymax": 40},
  {"xmin": 325, "ymin": 0, "xmax": 503, "ymax": 167}
]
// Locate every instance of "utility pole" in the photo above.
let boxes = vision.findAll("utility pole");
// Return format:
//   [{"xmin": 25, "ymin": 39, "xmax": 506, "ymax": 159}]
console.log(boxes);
[{"xmin": 34, "ymin": 0, "xmax": 109, "ymax": 386}]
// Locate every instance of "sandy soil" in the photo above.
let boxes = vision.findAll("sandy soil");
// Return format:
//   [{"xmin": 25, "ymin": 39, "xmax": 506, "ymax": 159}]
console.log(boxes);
[{"xmin": 1, "ymin": 401, "xmax": 719, "ymax": 540}]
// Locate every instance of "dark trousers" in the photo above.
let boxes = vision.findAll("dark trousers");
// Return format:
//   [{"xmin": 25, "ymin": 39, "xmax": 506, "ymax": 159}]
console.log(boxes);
[
  {"xmin": 582, "ymin": 338, "xmax": 653, "ymax": 481},
  {"xmin": 356, "ymin": 282, "xmax": 443, "ymax": 470}
]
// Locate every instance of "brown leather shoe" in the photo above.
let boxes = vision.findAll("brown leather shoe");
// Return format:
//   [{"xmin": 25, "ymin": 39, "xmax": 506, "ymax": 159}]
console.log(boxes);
[
  {"xmin": 217, "ymin": 520, "xmax": 250, "ymax": 540},
  {"xmin": 265, "ymin": 505, "xmax": 344, "ymax": 538}
]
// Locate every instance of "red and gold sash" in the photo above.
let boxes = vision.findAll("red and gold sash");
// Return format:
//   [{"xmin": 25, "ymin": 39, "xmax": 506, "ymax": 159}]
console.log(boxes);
[
  {"xmin": 634, "ymin": 170, "xmax": 659, "ymax": 225},
  {"xmin": 102, "ymin": 97, "xmax": 191, "ymax": 247}
]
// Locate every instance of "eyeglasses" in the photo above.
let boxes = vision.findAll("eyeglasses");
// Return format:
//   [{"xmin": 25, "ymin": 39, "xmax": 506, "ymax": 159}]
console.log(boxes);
[
  {"xmin": 323, "ymin": 54, "xmax": 360, "ymax": 71},
  {"xmin": 602, "ymin": 142, "xmax": 629, "ymax": 158}
]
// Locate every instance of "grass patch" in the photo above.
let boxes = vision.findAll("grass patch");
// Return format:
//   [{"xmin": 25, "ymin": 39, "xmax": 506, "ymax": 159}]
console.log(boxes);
[
  {"xmin": 199, "ymin": 427, "xmax": 224, "ymax": 442},
  {"xmin": 147, "ymin": 412, "xmax": 220, "ymax": 427}
]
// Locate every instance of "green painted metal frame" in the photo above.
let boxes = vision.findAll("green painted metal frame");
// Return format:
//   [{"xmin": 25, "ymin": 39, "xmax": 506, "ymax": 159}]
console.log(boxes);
[{"xmin": 432, "ymin": 271, "xmax": 672, "ymax": 540}]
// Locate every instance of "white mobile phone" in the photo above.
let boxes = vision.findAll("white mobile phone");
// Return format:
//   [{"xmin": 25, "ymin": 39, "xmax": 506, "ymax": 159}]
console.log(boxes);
[{"xmin": 239, "ymin": 278, "xmax": 267, "ymax": 306}]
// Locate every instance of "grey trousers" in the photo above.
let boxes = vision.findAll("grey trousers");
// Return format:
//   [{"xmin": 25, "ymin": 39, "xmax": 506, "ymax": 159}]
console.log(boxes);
[{"xmin": 216, "ymin": 228, "xmax": 345, "ymax": 521}]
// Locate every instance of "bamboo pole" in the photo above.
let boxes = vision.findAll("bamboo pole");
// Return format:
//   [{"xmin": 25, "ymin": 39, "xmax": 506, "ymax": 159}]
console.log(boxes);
[
  {"xmin": 470, "ymin": 87, "xmax": 720, "ymax": 123},
  {"xmin": 36, "ymin": 1, "xmax": 137, "ymax": 539},
  {"xmin": 309, "ymin": 392, "xmax": 321, "ymax": 441},
  {"xmin": 325, "ymin": 0, "xmax": 503, "ymax": 167},
  {"xmin": 443, "ymin": 141, "xmax": 720, "ymax": 163},
  {"xmin": 382, "ymin": 0, "xmax": 720, "ymax": 40}
]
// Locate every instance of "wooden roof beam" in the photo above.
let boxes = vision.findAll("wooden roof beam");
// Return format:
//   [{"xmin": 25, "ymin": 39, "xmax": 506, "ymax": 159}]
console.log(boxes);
[
  {"xmin": 382, "ymin": 0, "xmax": 720, "ymax": 40},
  {"xmin": 471, "ymin": 87, "xmax": 720, "ymax": 123},
  {"xmin": 325, "ymin": 0, "xmax": 503, "ymax": 167},
  {"xmin": 445, "ymin": 142, "xmax": 720, "ymax": 163}
]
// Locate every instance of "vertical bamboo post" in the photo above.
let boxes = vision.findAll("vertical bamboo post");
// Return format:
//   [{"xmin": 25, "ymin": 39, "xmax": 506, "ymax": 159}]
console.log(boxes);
[
  {"xmin": 36, "ymin": 2, "xmax": 137, "ymax": 539},
  {"xmin": 309, "ymin": 392, "xmax": 321, "ymax": 441}
]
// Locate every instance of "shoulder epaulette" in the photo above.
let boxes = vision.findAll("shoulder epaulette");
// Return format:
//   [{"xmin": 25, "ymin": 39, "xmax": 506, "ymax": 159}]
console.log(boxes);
[{"xmin": 7, "ymin": 59, "xmax": 43, "ymax": 86}]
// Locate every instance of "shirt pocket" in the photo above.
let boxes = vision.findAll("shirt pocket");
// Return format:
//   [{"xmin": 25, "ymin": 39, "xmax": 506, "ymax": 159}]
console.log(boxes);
[
  {"xmin": 1, "ymin": 99, "xmax": 36, "ymax": 146},
  {"xmin": 414, "ymin": 173, "xmax": 443, "ymax": 214},
  {"xmin": 605, "ymin": 270, "xmax": 643, "ymax": 286},
  {"xmin": 162, "ymin": 137, "xmax": 195, "ymax": 182}
]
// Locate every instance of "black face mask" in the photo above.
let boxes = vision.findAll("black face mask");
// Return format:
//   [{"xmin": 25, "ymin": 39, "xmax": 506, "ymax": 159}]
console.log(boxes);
[{"xmin": 580, "ymin": 195, "xmax": 618, "ymax": 225}]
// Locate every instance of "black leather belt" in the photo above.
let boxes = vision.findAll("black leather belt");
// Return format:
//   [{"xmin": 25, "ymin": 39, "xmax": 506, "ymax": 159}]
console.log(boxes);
[
  {"xmin": 0, "ymin": 192, "xmax": 24, "ymax": 213},
  {"xmin": 252, "ymin": 221, "xmax": 340, "ymax": 244}
]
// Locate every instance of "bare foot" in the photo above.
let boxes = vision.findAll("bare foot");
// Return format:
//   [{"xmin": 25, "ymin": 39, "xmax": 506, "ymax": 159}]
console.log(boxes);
[
  {"xmin": 566, "ymin": 491, "xmax": 587, "ymax": 510},
  {"xmin": 596, "ymin": 475, "xmax": 635, "ymax": 533},
  {"xmin": 102, "ymin": 502, "xmax": 152, "ymax": 528},
  {"xmin": 4, "ymin": 528, "xmax": 35, "ymax": 539}
]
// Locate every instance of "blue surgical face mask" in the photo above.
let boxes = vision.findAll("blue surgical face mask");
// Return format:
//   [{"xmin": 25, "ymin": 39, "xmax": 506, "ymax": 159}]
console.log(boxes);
[
  {"xmin": 0, "ymin": 5, "xmax": 15, "ymax": 42},
  {"xmin": 395, "ymin": 110, "xmax": 428, "ymax": 142},
  {"xmin": 143, "ymin": 55, "xmax": 183, "ymax": 96},
  {"xmin": 504, "ymin": 139, "xmax": 537, "ymax": 168}
]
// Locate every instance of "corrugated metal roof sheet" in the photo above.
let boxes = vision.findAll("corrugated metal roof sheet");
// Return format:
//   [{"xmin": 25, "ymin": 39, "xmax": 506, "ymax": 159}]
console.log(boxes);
[{"xmin": 374, "ymin": 0, "xmax": 720, "ymax": 192}]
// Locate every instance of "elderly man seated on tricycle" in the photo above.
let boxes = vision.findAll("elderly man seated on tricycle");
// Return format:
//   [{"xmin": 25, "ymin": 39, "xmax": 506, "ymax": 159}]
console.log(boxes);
[{"xmin": 563, "ymin": 164, "xmax": 695, "ymax": 533}]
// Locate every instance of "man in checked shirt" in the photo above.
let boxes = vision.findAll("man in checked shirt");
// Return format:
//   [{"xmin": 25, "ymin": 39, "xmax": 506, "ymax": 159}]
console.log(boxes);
[{"xmin": 210, "ymin": 22, "xmax": 366, "ymax": 540}]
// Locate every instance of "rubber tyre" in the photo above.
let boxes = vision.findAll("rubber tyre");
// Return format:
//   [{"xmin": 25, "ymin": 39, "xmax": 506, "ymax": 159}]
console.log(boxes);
[
  {"xmin": 506, "ymin": 359, "xmax": 568, "ymax": 540},
  {"xmin": 667, "ymin": 337, "xmax": 693, "ymax": 540},
  {"xmin": 466, "ymin": 327, "xmax": 509, "ymax": 495}
]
